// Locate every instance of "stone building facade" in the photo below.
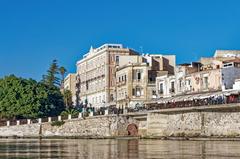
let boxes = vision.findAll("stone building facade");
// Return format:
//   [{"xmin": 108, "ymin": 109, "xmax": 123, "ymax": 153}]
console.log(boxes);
[
  {"xmin": 156, "ymin": 62, "xmax": 201, "ymax": 98},
  {"xmin": 64, "ymin": 73, "xmax": 77, "ymax": 105},
  {"xmin": 76, "ymin": 44, "xmax": 138, "ymax": 108},
  {"xmin": 116, "ymin": 54, "xmax": 176, "ymax": 108},
  {"xmin": 156, "ymin": 50, "xmax": 240, "ymax": 99}
]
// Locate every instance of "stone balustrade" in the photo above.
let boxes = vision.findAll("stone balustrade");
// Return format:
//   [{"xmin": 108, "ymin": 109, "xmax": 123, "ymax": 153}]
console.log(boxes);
[
  {"xmin": 6, "ymin": 121, "xmax": 10, "ymax": 127},
  {"xmin": 89, "ymin": 112, "xmax": 94, "ymax": 117},
  {"xmin": 105, "ymin": 109, "xmax": 109, "ymax": 115},
  {"xmin": 27, "ymin": 119, "xmax": 31, "ymax": 125},
  {"xmin": 78, "ymin": 113, "xmax": 82, "ymax": 118},
  {"xmin": 2, "ymin": 108, "xmax": 118, "ymax": 127}
]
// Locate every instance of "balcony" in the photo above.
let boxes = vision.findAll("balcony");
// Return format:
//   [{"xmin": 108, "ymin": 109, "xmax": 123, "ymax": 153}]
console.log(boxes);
[{"xmin": 117, "ymin": 81, "xmax": 126, "ymax": 86}]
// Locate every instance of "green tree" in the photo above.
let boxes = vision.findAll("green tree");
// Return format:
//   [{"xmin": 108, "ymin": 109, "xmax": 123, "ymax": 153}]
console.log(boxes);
[
  {"xmin": 59, "ymin": 66, "xmax": 67, "ymax": 89},
  {"xmin": 0, "ymin": 75, "xmax": 64, "ymax": 119},
  {"xmin": 42, "ymin": 59, "xmax": 60, "ymax": 87},
  {"xmin": 63, "ymin": 90, "xmax": 72, "ymax": 108}
]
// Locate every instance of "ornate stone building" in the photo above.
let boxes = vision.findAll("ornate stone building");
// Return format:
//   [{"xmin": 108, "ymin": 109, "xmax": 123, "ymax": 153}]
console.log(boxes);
[{"xmin": 116, "ymin": 54, "xmax": 176, "ymax": 108}]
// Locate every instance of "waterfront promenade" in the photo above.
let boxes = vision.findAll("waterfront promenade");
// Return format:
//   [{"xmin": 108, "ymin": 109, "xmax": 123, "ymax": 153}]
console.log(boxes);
[{"xmin": 1, "ymin": 103, "xmax": 240, "ymax": 139}]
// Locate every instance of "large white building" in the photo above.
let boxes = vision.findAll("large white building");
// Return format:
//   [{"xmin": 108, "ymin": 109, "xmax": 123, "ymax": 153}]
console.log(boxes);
[{"xmin": 76, "ymin": 44, "xmax": 138, "ymax": 107}]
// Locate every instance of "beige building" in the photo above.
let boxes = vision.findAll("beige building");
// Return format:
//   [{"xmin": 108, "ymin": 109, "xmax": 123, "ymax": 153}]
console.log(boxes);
[
  {"xmin": 185, "ymin": 69, "xmax": 222, "ymax": 93},
  {"xmin": 64, "ymin": 73, "xmax": 77, "ymax": 105},
  {"xmin": 116, "ymin": 54, "xmax": 176, "ymax": 108},
  {"xmin": 156, "ymin": 50, "xmax": 240, "ymax": 99},
  {"xmin": 156, "ymin": 62, "xmax": 201, "ymax": 98},
  {"xmin": 200, "ymin": 50, "xmax": 240, "ymax": 70},
  {"xmin": 214, "ymin": 50, "xmax": 240, "ymax": 58},
  {"xmin": 76, "ymin": 44, "xmax": 138, "ymax": 108}
]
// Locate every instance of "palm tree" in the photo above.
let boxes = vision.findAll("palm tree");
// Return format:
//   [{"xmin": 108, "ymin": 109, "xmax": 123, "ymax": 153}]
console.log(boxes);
[
  {"xmin": 63, "ymin": 90, "xmax": 72, "ymax": 108},
  {"xmin": 59, "ymin": 66, "xmax": 67, "ymax": 89},
  {"xmin": 61, "ymin": 108, "xmax": 79, "ymax": 117}
]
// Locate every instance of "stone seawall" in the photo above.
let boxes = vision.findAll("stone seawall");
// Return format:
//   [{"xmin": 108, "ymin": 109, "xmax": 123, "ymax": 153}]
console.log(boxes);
[
  {"xmin": 41, "ymin": 115, "xmax": 138, "ymax": 137},
  {"xmin": 0, "ymin": 124, "xmax": 41, "ymax": 137},
  {"xmin": 0, "ymin": 115, "xmax": 138, "ymax": 138},
  {"xmin": 2, "ymin": 104, "xmax": 240, "ymax": 138},
  {"xmin": 147, "ymin": 104, "xmax": 240, "ymax": 137}
]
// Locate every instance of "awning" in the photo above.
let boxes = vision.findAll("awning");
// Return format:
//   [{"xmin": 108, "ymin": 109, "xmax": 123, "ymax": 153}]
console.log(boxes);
[{"xmin": 156, "ymin": 89, "xmax": 240, "ymax": 104}]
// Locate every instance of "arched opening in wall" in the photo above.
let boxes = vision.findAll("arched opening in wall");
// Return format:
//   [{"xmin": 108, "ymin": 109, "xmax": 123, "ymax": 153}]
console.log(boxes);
[{"xmin": 127, "ymin": 123, "xmax": 138, "ymax": 136}]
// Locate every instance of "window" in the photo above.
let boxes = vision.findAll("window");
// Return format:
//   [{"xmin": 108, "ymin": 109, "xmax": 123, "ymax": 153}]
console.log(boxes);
[
  {"xmin": 179, "ymin": 80, "xmax": 182, "ymax": 90},
  {"xmin": 136, "ymin": 87, "xmax": 142, "ymax": 96},
  {"xmin": 136, "ymin": 87, "xmax": 141, "ymax": 96},
  {"xmin": 132, "ymin": 88, "xmax": 136, "ymax": 96},
  {"xmin": 133, "ymin": 69, "xmax": 142, "ymax": 81},
  {"xmin": 203, "ymin": 77, "xmax": 208, "ymax": 89},
  {"xmin": 159, "ymin": 83, "xmax": 163, "ymax": 94},
  {"xmin": 116, "ymin": 56, "xmax": 119, "ymax": 64},
  {"xmin": 137, "ymin": 72, "xmax": 141, "ymax": 80},
  {"xmin": 86, "ymin": 81, "xmax": 89, "ymax": 90},
  {"xmin": 133, "ymin": 87, "xmax": 143, "ymax": 97},
  {"xmin": 170, "ymin": 81, "xmax": 175, "ymax": 93},
  {"xmin": 110, "ymin": 94, "xmax": 114, "ymax": 101}
]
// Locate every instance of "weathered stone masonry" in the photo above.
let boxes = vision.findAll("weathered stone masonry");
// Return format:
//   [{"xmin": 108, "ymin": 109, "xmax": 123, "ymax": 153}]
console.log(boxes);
[
  {"xmin": 0, "ymin": 115, "xmax": 138, "ymax": 138},
  {"xmin": 147, "ymin": 104, "xmax": 240, "ymax": 137},
  {"xmin": 1, "ymin": 104, "xmax": 240, "ymax": 138}
]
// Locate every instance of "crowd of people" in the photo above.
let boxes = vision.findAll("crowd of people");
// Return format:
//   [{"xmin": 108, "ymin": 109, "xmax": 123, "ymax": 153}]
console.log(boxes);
[
  {"xmin": 73, "ymin": 92, "xmax": 240, "ymax": 114},
  {"xmin": 128, "ymin": 92, "xmax": 240, "ymax": 112}
]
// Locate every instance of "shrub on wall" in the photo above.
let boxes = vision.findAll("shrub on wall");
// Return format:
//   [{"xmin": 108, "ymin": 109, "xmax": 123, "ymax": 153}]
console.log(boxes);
[{"xmin": 51, "ymin": 121, "xmax": 65, "ymax": 127}]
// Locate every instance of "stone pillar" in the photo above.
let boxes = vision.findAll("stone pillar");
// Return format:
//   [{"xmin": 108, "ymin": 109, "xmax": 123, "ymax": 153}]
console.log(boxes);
[
  {"xmin": 90, "ymin": 112, "xmax": 94, "ymax": 117},
  {"xmin": 58, "ymin": 116, "xmax": 62, "ymax": 121},
  {"xmin": 16, "ymin": 120, "xmax": 20, "ymax": 125},
  {"xmin": 48, "ymin": 117, "xmax": 52, "ymax": 122},
  {"xmin": 68, "ymin": 114, "xmax": 72, "ymax": 120},
  {"xmin": 105, "ymin": 109, "xmax": 109, "ymax": 115},
  {"xmin": 6, "ymin": 121, "xmax": 10, "ymax": 127},
  {"xmin": 38, "ymin": 118, "xmax": 42, "ymax": 124},
  {"xmin": 78, "ymin": 113, "xmax": 82, "ymax": 118},
  {"xmin": 27, "ymin": 119, "xmax": 31, "ymax": 125}
]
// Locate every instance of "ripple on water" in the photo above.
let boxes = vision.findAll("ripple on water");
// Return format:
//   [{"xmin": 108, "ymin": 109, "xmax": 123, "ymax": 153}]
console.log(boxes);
[{"xmin": 0, "ymin": 139, "xmax": 240, "ymax": 159}]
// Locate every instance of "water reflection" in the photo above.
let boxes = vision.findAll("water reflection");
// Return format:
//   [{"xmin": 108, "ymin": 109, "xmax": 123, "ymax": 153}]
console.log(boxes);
[{"xmin": 0, "ymin": 139, "xmax": 240, "ymax": 158}]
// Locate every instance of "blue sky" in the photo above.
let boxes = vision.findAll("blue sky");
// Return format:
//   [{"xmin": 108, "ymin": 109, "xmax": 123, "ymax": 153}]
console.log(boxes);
[{"xmin": 0, "ymin": 0, "xmax": 240, "ymax": 80}]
